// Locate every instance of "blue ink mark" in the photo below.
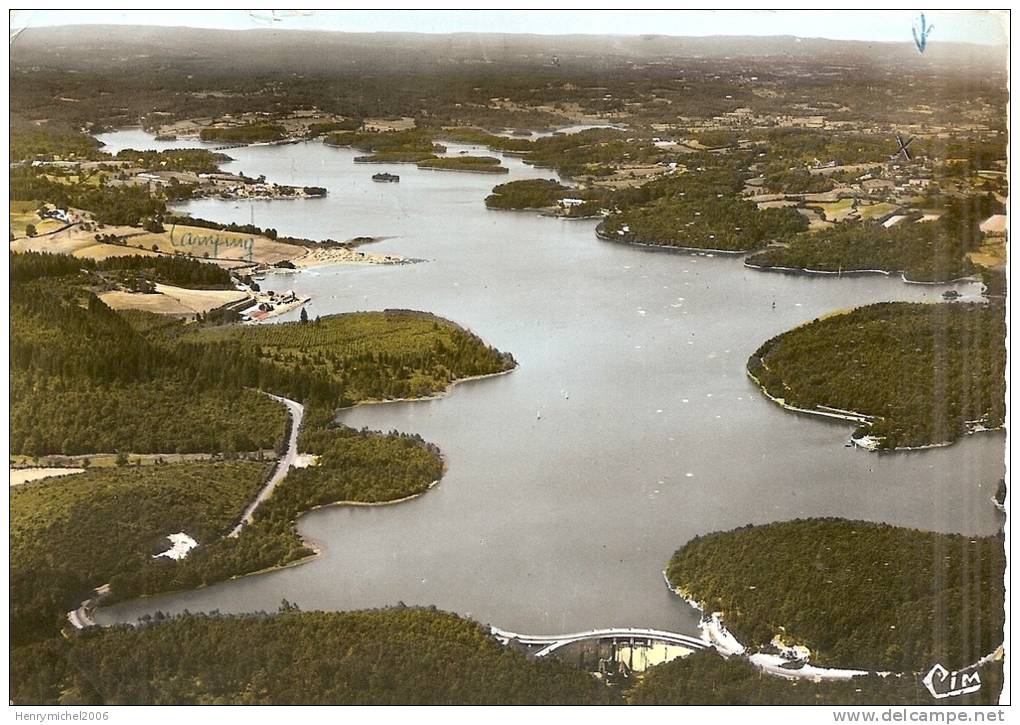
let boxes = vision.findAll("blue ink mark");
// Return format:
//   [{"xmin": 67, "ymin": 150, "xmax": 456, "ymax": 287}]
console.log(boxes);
[{"xmin": 912, "ymin": 14, "xmax": 934, "ymax": 54}]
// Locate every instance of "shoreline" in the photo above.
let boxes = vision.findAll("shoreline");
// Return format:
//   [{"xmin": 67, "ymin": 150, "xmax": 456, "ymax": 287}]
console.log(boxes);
[
  {"xmin": 83, "ymin": 480, "xmax": 444, "ymax": 625},
  {"xmin": 594, "ymin": 227, "xmax": 752, "ymax": 256},
  {"xmin": 244, "ymin": 295, "xmax": 311, "ymax": 324},
  {"xmin": 338, "ymin": 365, "xmax": 518, "ymax": 411},
  {"xmin": 417, "ymin": 165, "xmax": 511, "ymax": 175},
  {"xmin": 222, "ymin": 479, "xmax": 443, "ymax": 583},
  {"xmin": 80, "ymin": 366, "xmax": 511, "ymax": 627},
  {"xmin": 747, "ymin": 361, "xmax": 1004, "ymax": 452},
  {"xmin": 662, "ymin": 570, "xmax": 1003, "ymax": 680},
  {"xmin": 663, "ymin": 572, "xmax": 881, "ymax": 681},
  {"xmin": 746, "ymin": 364, "xmax": 874, "ymax": 426},
  {"xmin": 743, "ymin": 261, "xmax": 979, "ymax": 287}
]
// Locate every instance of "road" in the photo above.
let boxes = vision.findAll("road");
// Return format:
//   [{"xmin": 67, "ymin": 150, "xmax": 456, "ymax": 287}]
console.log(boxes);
[{"xmin": 229, "ymin": 394, "xmax": 304, "ymax": 537}]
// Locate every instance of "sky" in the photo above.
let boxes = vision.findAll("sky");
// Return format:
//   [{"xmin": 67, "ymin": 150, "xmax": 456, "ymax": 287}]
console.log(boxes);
[{"xmin": 8, "ymin": 9, "xmax": 1009, "ymax": 46}]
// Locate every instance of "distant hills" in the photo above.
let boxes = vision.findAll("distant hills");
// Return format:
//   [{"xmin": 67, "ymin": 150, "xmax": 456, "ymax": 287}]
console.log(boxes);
[{"xmin": 10, "ymin": 25, "xmax": 1005, "ymax": 76}]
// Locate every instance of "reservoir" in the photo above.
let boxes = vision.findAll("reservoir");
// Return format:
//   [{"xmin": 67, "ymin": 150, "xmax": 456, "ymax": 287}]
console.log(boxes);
[{"xmin": 94, "ymin": 129, "xmax": 1006, "ymax": 636}]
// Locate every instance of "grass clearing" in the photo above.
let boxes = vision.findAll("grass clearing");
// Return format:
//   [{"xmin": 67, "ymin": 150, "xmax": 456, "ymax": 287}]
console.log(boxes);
[
  {"xmin": 815, "ymin": 198, "xmax": 857, "ymax": 222},
  {"xmin": 99, "ymin": 283, "xmax": 249, "ymax": 316},
  {"xmin": 857, "ymin": 202, "xmax": 900, "ymax": 221},
  {"xmin": 133, "ymin": 224, "xmax": 305, "ymax": 265}
]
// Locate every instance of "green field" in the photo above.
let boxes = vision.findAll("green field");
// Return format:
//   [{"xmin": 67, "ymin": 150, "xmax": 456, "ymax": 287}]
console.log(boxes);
[
  {"xmin": 10, "ymin": 200, "xmax": 62, "ymax": 238},
  {"xmin": 857, "ymin": 202, "xmax": 900, "ymax": 221},
  {"xmin": 815, "ymin": 198, "xmax": 857, "ymax": 222}
]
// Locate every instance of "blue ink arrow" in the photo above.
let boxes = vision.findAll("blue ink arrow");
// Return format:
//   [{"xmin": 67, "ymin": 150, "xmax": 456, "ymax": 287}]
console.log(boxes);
[{"xmin": 912, "ymin": 14, "xmax": 934, "ymax": 54}]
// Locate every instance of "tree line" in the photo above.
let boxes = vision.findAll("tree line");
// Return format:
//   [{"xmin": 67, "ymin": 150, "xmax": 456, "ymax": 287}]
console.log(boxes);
[
  {"xmin": 746, "ymin": 194, "xmax": 1004, "ymax": 283},
  {"xmin": 11, "ymin": 608, "xmax": 619, "ymax": 705},
  {"xmin": 11, "ymin": 462, "xmax": 271, "ymax": 647}
]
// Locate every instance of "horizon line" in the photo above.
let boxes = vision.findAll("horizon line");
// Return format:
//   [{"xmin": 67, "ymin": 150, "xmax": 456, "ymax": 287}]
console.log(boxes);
[{"xmin": 8, "ymin": 23, "xmax": 1008, "ymax": 49}]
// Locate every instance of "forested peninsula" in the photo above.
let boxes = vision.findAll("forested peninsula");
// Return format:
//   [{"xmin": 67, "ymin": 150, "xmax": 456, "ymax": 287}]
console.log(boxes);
[
  {"xmin": 10, "ymin": 249, "xmax": 517, "ymax": 662},
  {"xmin": 665, "ymin": 519, "xmax": 1005, "ymax": 672},
  {"xmin": 747, "ymin": 301, "xmax": 1006, "ymax": 450}
]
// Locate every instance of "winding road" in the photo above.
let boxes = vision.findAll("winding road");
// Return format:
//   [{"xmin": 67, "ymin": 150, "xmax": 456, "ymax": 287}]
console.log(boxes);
[
  {"xmin": 67, "ymin": 394, "xmax": 303, "ymax": 630},
  {"xmin": 229, "ymin": 394, "xmax": 304, "ymax": 537}
]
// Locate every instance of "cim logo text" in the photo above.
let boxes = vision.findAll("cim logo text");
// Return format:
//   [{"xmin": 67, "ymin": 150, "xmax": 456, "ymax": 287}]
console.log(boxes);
[{"xmin": 922, "ymin": 663, "xmax": 981, "ymax": 699}]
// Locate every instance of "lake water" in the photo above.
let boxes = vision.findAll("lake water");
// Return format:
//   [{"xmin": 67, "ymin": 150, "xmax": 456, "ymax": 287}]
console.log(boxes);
[{"xmin": 94, "ymin": 129, "xmax": 1006, "ymax": 636}]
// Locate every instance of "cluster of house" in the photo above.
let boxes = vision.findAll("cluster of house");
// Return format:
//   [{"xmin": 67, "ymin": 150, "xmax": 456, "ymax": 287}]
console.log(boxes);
[
  {"xmin": 239, "ymin": 289, "xmax": 303, "ymax": 322},
  {"xmin": 38, "ymin": 205, "xmax": 85, "ymax": 225}
]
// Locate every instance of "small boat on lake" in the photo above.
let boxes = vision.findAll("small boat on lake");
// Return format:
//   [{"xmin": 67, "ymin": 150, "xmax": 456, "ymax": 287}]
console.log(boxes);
[{"xmin": 372, "ymin": 172, "xmax": 400, "ymax": 182}]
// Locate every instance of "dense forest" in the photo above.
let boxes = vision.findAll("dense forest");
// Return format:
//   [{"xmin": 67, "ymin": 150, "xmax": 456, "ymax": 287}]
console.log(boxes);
[
  {"xmin": 106, "ymin": 424, "xmax": 443, "ymax": 602},
  {"xmin": 465, "ymin": 127, "xmax": 664, "ymax": 179},
  {"xmin": 10, "ymin": 258, "xmax": 288, "ymax": 456},
  {"xmin": 178, "ymin": 310, "xmax": 516, "ymax": 405},
  {"xmin": 11, "ymin": 377, "xmax": 287, "ymax": 456},
  {"xmin": 758, "ymin": 128, "xmax": 893, "ymax": 172},
  {"xmin": 628, "ymin": 649, "xmax": 1003, "ymax": 705},
  {"xmin": 485, "ymin": 178, "xmax": 577, "ymax": 209},
  {"xmin": 113, "ymin": 148, "xmax": 231, "ymax": 174},
  {"xmin": 326, "ymin": 129, "xmax": 446, "ymax": 163},
  {"xmin": 746, "ymin": 194, "xmax": 1003, "ymax": 282},
  {"xmin": 11, "ymin": 462, "xmax": 270, "ymax": 646},
  {"xmin": 597, "ymin": 163, "xmax": 808, "ymax": 251},
  {"xmin": 329, "ymin": 126, "xmax": 665, "ymax": 179},
  {"xmin": 11, "ymin": 166, "xmax": 166, "ymax": 226},
  {"xmin": 11, "ymin": 608, "xmax": 618, "ymax": 705},
  {"xmin": 10, "ymin": 117, "xmax": 106, "ymax": 161},
  {"xmin": 764, "ymin": 168, "xmax": 835, "ymax": 194},
  {"xmin": 747, "ymin": 302, "xmax": 1006, "ymax": 448},
  {"xmin": 666, "ymin": 519, "xmax": 1005, "ymax": 672},
  {"xmin": 12, "ymin": 250, "xmax": 232, "ymax": 288},
  {"xmin": 417, "ymin": 156, "xmax": 508, "ymax": 173},
  {"xmin": 199, "ymin": 123, "xmax": 286, "ymax": 143}
]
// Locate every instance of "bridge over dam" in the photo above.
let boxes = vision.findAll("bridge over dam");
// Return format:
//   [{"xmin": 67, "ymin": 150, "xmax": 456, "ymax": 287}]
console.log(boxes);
[{"xmin": 490, "ymin": 626, "xmax": 710, "ymax": 674}]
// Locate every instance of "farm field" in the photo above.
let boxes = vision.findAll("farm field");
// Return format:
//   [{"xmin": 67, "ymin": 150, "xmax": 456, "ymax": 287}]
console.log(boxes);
[{"xmin": 100, "ymin": 283, "xmax": 249, "ymax": 316}]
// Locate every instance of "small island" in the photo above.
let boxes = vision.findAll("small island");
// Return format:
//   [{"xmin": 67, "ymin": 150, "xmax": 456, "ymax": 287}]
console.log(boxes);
[
  {"xmin": 372, "ymin": 172, "xmax": 400, "ymax": 182},
  {"xmin": 417, "ymin": 155, "xmax": 509, "ymax": 173},
  {"xmin": 199, "ymin": 123, "xmax": 287, "ymax": 144},
  {"xmin": 326, "ymin": 128, "xmax": 446, "ymax": 164}
]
